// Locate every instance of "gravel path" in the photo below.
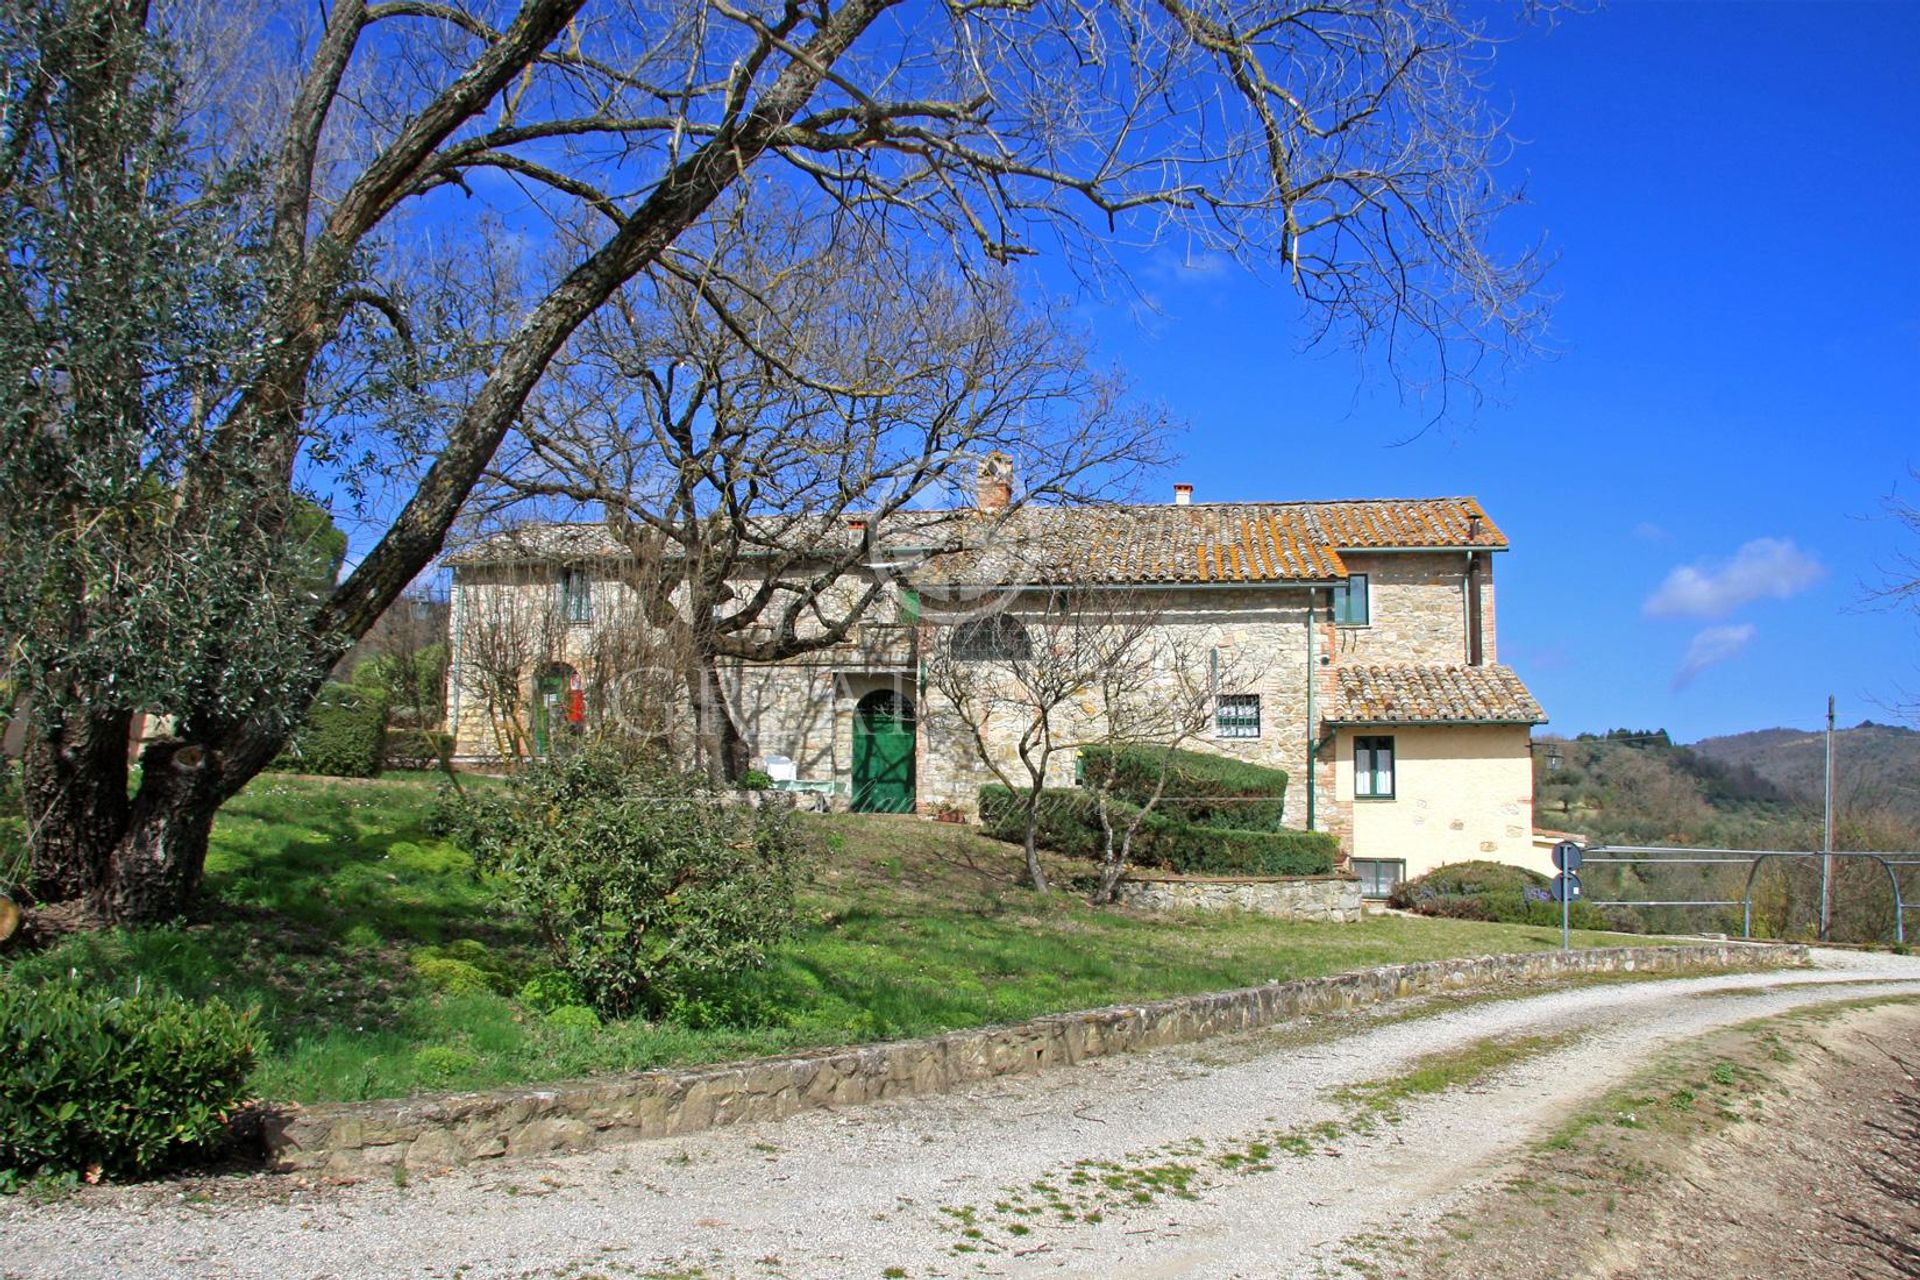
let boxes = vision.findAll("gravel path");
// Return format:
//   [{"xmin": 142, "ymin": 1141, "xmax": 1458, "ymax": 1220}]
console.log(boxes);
[{"xmin": 6, "ymin": 948, "xmax": 1918, "ymax": 1280}]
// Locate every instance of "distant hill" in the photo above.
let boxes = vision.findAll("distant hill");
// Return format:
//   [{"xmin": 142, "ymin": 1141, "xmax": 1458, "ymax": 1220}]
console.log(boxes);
[
  {"xmin": 1532, "ymin": 720, "xmax": 1920, "ymax": 850},
  {"xmin": 1691, "ymin": 721, "xmax": 1920, "ymax": 821}
]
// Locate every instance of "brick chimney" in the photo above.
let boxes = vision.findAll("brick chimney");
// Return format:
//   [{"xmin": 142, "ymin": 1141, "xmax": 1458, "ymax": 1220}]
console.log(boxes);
[
  {"xmin": 1173, "ymin": 483, "xmax": 1193, "ymax": 505},
  {"xmin": 976, "ymin": 451, "xmax": 1013, "ymax": 511}
]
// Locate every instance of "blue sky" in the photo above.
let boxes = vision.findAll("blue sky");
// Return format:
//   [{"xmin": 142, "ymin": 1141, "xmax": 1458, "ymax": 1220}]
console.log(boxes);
[{"xmin": 1054, "ymin": 0, "xmax": 1920, "ymax": 743}]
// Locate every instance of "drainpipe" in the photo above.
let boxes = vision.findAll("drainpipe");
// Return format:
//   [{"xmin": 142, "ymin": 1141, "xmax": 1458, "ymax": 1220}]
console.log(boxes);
[
  {"xmin": 1466, "ymin": 519, "xmax": 1485, "ymax": 667},
  {"xmin": 1305, "ymin": 588, "xmax": 1317, "ymax": 831}
]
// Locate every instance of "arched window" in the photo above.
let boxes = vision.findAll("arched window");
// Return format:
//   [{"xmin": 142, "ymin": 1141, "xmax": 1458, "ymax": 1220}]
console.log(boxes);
[{"xmin": 950, "ymin": 613, "xmax": 1032, "ymax": 661}]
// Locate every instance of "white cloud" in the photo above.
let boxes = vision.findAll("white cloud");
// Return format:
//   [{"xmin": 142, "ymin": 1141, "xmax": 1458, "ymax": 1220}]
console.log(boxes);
[
  {"xmin": 1143, "ymin": 248, "xmax": 1237, "ymax": 289},
  {"xmin": 1643, "ymin": 538, "xmax": 1824, "ymax": 619},
  {"xmin": 1672, "ymin": 623, "xmax": 1757, "ymax": 690}
]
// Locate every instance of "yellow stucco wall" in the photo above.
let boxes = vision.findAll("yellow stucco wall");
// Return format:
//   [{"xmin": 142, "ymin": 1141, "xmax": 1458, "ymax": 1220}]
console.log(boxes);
[{"xmin": 1336, "ymin": 723, "xmax": 1540, "ymax": 880}]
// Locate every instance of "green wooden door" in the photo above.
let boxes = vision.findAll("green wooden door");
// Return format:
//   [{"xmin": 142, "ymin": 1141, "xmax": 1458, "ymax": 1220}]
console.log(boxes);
[
  {"xmin": 532, "ymin": 666, "xmax": 574, "ymax": 756},
  {"xmin": 853, "ymin": 690, "xmax": 916, "ymax": 813}
]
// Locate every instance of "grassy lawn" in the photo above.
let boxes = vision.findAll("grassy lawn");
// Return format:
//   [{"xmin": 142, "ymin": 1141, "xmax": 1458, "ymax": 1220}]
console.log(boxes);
[{"xmin": 3, "ymin": 773, "xmax": 1641, "ymax": 1105}]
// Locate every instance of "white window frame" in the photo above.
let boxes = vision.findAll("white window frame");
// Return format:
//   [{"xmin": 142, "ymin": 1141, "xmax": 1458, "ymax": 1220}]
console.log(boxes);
[{"xmin": 1355, "ymin": 734, "xmax": 1395, "ymax": 799}]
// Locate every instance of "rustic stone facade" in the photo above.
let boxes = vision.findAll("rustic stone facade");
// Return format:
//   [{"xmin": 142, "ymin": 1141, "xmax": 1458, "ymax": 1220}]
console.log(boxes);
[
  {"xmin": 441, "ymin": 498, "xmax": 1544, "ymax": 878},
  {"xmin": 262, "ymin": 943, "xmax": 1808, "ymax": 1178},
  {"xmin": 1114, "ymin": 874, "xmax": 1362, "ymax": 922}
]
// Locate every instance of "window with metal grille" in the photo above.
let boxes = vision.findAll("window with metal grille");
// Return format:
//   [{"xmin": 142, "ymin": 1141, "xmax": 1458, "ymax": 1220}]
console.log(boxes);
[
  {"xmin": 1216, "ymin": 693, "xmax": 1261, "ymax": 739},
  {"xmin": 951, "ymin": 613, "xmax": 1031, "ymax": 661}
]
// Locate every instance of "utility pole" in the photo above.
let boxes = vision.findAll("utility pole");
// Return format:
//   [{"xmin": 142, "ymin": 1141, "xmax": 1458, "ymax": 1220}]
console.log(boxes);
[{"xmin": 1820, "ymin": 695, "xmax": 1835, "ymax": 942}]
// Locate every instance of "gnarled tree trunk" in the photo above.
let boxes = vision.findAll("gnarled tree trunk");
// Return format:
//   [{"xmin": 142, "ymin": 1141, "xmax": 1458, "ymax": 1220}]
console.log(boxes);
[{"xmin": 21, "ymin": 706, "xmax": 133, "ymax": 904}]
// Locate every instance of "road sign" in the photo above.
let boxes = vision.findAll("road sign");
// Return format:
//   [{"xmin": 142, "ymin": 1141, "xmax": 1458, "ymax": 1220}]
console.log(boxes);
[
  {"xmin": 1552, "ymin": 868, "xmax": 1582, "ymax": 952},
  {"xmin": 1552, "ymin": 840, "xmax": 1583, "ymax": 872}
]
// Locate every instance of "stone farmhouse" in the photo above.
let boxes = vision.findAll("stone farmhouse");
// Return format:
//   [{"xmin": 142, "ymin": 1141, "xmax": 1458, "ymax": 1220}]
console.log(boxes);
[{"xmin": 443, "ymin": 472, "xmax": 1549, "ymax": 896}]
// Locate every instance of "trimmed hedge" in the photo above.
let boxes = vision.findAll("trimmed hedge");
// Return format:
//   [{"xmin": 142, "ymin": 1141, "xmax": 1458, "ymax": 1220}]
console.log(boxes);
[
  {"xmin": 271, "ymin": 682, "xmax": 388, "ymax": 778},
  {"xmin": 0, "ymin": 979, "xmax": 258, "ymax": 1184},
  {"xmin": 980, "ymin": 785, "xmax": 1336, "ymax": 877},
  {"xmin": 1079, "ymin": 744, "xmax": 1288, "ymax": 831},
  {"xmin": 1388, "ymin": 859, "xmax": 1613, "ymax": 931}
]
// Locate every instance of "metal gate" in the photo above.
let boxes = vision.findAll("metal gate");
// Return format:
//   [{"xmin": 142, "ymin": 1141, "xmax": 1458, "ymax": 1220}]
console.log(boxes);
[{"xmin": 1575, "ymin": 845, "xmax": 1914, "ymax": 946}]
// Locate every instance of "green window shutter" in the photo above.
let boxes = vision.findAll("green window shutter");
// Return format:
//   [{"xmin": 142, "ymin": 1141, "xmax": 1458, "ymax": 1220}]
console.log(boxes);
[{"xmin": 1332, "ymin": 574, "xmax": 1370, "ymax": 626}]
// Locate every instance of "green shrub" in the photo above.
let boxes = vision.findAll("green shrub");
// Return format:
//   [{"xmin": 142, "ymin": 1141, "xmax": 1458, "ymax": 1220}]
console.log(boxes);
[
  {"xmin": 412, "ymin": 941, "xmax": 515, "ymax": 996},
  {"xmin": 543, "ymin": 1005, "xmax": 602, "ymax": 1032},
  {"xmin": 1079, "ymin": 745, "xmax": 1289, "ymax": 830},
  {"xmin": 1389, "ymin": 860, "xmax": 1611, "ymax": 930},
  {"xmin": 978, "ymin": 785, "xmax": 1336, "ymax": 877},
  {"xmin": 384, "ymin": 728, "xmax": 453, "ymax": 772},
  {"xmin": 741, "ymin": 769, "xmax": 773, "ymax": 792},
  {"xmin": 0, "ymin": 979, "xmax": 258, "ymax": 1184},
  {"xmin": 517, "ymin": 968, "xmax": 584, "ymax": 1013},
  {"xmin": 1152, "ymin": 826, "xmax": 1338, "ymax": 877},
  {"xmin": 412, "ymin": 955, "xmax": 493, "ymax": 996},
  {"xmin": 979, "ymin": 784, "xmax": 1105, "ymax": 858},
  {"xmin": 1387, "ymin": 860, "xmax": 1543, "ymax": 903},
  {"xmin": 270, "ymin": 682, "xmax": 388, "ymax": 778},
  {"xmin": 411, "ymin": 1045, "xmax": 477, "ymax": 1085},
  {"xmin": 436, "ymin": 748, "xmax": 809, "ymax": 1020}
]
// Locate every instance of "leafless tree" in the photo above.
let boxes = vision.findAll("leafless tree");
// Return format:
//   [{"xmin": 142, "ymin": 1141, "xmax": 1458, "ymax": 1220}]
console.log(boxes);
[
  {"xmin": 926, "ymin": 593, "xmax": 1102, "ymax": 892},
  {"xmin": 926, "ymin": 585, "xmax": 1246, "ymax": 893},
  {"xmin": 577, "ymin": 555, "xmax": 702, "ymax": 765},
  {"xmin": 1081, "ymin": 628, "xmax": 1252, "ymax": 903},
  {"xmin": 5, "ymin": 0, "xmax": 1555, "ymax": 922},
  {"xmin": 485, "ymin": 192, "xmax": 1171, "ymax": 780},
  {"xmin": 451, "ymin": 565, "xmax": 573, "ymax": 761}
]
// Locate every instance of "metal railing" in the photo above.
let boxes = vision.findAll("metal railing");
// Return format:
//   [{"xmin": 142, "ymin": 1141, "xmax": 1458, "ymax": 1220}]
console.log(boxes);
[{"xmin": 1576, "ymin": 844, "xmax": 1912, "ymax": 946}]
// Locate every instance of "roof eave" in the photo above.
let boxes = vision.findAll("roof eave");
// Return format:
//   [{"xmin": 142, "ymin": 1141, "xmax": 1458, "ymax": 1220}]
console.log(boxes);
[{"xmin": 1323, "ymin": 715, "xmax": 1547, "ymax": 727}]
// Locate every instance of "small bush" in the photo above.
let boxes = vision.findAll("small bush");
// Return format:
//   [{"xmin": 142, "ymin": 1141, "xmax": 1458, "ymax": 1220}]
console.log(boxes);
[
  {"xmin": 411, "ymin": 1045, "xmax": 477, "ymax": 1085},
  {"xmin": 517, "ymin": 968, "xmax": 584, "ymax": 1014},
  {"xmin": 0, "ymin": 979, "xmax": 258, "ymax": 1184},
  {"xmin": 979, "ymin": 786, "xmax": 1336, "ymax": 876},
  {"xmin": 1079, "ymin": 745, "xmax": 1289, "ymax": 831},
  {"xmin": 412, "ymin": 955, "xmax": 493, "ymax": 996},
  {"xmin": 436, "ymin": 748, "xmax": 809, "ymax": 1020},
  {"xmin": 1390, "ymin": 860, "xmax": 1611, "ymax": 930},
  {"xmin": 542, "ymin": 1005, "xmax": 602, "ymax": 1032},
  {"xmin": 741, "ymin": 769, "xmax": 773, "ymax": 792},
  {"xmin": 271, "ymin": 682, "xmax": 388, "ymax": 778}
]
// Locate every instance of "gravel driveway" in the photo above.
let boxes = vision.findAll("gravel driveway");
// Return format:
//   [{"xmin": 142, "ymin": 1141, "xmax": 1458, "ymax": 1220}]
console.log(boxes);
[{"xmin": 6, "ymin": 948, "xmax": 1918, "ymax": 1280}]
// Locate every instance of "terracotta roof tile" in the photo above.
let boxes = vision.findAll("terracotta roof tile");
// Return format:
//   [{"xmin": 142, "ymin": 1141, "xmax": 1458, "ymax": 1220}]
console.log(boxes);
[
  {"xmin": 1327, "ymin": 664, "xmax": 1546, "ymax": 725},
  {"xmin": 447, "ymin": 497, "xmax": 1503, "ymax": 586}
]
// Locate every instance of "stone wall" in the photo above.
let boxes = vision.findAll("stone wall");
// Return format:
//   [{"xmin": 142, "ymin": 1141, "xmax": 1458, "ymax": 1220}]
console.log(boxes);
[
  {"xmin": 1115, "ymin": 874, "xmax": 1361, "ymax": 922},
  {"xmin": 262, "ymin": 942, "xmax": 1808, "ymax": 1178},
  {"xmin": 1329, "ymin": 551, "xmax": 1474, "ymax": 667},
  {"xmin": 915, "ymin": 586, "xmax": 1327, "ymax": 820}
]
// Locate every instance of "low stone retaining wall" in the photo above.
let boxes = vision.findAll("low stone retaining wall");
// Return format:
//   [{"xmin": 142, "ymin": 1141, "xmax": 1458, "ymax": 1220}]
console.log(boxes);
[
  {"xmin": 262, "ymin": 942, "xmax": 1808, "ymax": 1177},
  {"xmin": 1116, "ymin": 873, "xmax": 1362, "ymax": 922}
]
